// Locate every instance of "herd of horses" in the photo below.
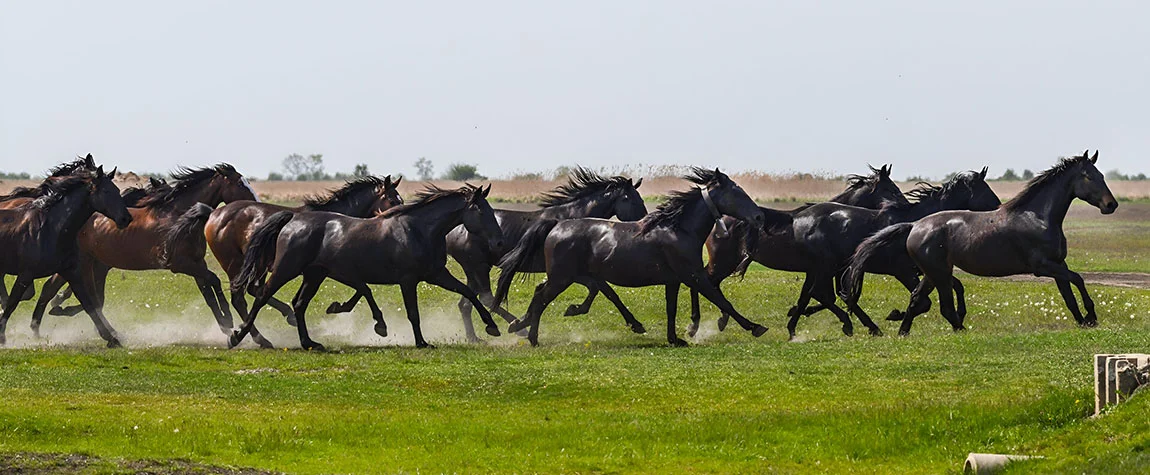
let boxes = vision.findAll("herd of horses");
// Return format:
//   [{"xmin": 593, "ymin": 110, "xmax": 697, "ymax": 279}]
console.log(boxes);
[{"xmin": 0, "ymin": 151, "xmax": 1118, "ymax": 349}]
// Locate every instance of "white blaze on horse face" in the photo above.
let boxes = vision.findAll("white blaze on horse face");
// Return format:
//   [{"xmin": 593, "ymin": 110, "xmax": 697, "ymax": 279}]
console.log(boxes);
[{"xmin": 242, "ymin": 177, "xmax": 260, "ymax": 202}]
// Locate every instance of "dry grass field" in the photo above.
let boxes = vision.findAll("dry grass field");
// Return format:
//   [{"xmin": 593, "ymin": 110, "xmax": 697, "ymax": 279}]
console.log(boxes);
[{"xmin": 6, "ymin": 174, "xmax": 1150, "ymax": 203}]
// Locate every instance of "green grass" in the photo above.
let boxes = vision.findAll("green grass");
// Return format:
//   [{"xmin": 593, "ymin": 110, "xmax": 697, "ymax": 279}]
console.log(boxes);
[{"xmin": 0, "ymin": 206, "xmax": 1149, "ymax": 473}]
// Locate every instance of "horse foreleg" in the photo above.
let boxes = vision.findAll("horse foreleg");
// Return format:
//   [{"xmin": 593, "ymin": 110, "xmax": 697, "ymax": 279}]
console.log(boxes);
[
  {"xmin": 59, "ymin": 270, "xmax": 122, "ymax": 348},
  {"xmin": 508, "ymin": 279, "xmax": 572, "ymax": 347},
  {"xmin": 564, "ymin": 287, "xmax": 598, "ymax": 317},
  {"xmin": 0, "ymin": 279, "xmax": 32, "ymax": 345},
  {"xmin": 952, "ymin": 277, "xmax": 967, "ymax": 322},
  {"xmin": 898, "ymin": 278, "xmax": 936, "ymax": 336},
  {"xmin": 290, "ymin": 270, "xmax": 326, "ymax": 351},
  {"xmin": 400, "ymin": 281, "xmax": 432, "ymax": 348},
  {"xmin": 577, "ymin": 278, "xmax": 645, "ymax": 334},
  {"xmin": 1066, "ymin": 271, "xmax": 1097, "ymax": 326},
  {"xmin": 31, "ymin": 274, "xmax": 68, "ymax": 337},
  {"xmin": 325, "ymin": 291, "xmax": 362, "ymax": 315},
  {"xmin": 684, "ymin": 270, "xmax": 767, "ymax": 338},
  {"xmin": 426, "ymin": 268, "xmax": 500, "ymax": 339},
  {"xmin": 665, "ymin": 284, "xmax": 686, "ymax": 346},
  {"xmin": 188, "ymin": 270, "xmax": 233, "ymax": 334}
]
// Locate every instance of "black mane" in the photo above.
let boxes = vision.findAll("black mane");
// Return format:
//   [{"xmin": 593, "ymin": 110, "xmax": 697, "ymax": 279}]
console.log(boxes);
[
  {"xmin": 1003, "ymin": 153, "xmax": 1093, "ymax": 211},
  {"xmin": 903, "ymin": 171, "xmax": 981, "ymax": 204},
  {"xmin": 136, "ymin": 164, "xmax": 234, "ymax": 209},
  {"xmin": 844, "ymin": 165, "xmax": 887, "ymax": 190},
  {"xmin": 30, "ymin": 174, "xmax": 94, "ymax": 210},
  {"xmin": 46, "ymin": 154, "xmax": 96, "ymax": 177},
  {"xmin": 0, "ymin": 186, "xmax": 44, "ymax": 201},
  {"xmin": 378, "ymin": 184, "xmax": 481, "ymax": 218},
  {"xmin": 539, "ymin": 167, "xmax": 633, "ymax": 208},
  {"xmin": 637, "ymin": 167, "xmax": 723, "ymax": 233},
  {"xmin": 303, "ymin": 176, "xmax": 386, "ymax": 208}
]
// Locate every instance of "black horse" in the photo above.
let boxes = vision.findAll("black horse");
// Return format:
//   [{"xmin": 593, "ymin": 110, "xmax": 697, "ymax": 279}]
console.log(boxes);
[
  {"xmin": 785, "ymin": 169, "xmax": 1000, "ymax": 338},
  {"xmin": 494, "ymin": 168, "xmax": 784, "ymax": 346},
  {"xmin": 0, "ymin": 164, "xmax": 133, "ymax": 347},
  {"xmin": 686, "ymin": 164, "xmax": 910, "ymax": 336},
  {"xmin": 229, "ymin": 184, "xmax": 503, "ymax": 350},
  {"xmin": 326, "ymin": 167, "xmax": 648, "ymax": 342},
  {"xmin": 845, "ymin": 151, "xmax": 1117, "ymax": 335}
]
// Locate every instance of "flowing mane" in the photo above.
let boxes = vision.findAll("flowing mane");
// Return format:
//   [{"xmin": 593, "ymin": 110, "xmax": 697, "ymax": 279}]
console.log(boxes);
[
  {"xmin": 378, "ymin": 184, "xmax": 482, "ymax": 218},
  {"xmin": 0, "ymin": 186, "xmax": 44, "ymax": 201},
  {"xmin": 303, "ymin": 176, "xmax": 386, "ymax": 208},
  {"xmin": 136, "ymin": 164, "xmax": 235, "ymax": 209},
  {"xmin": 120, "ymin": 177, "xmax": 170, "ymax": 207},
  {"xmin": 638, "ymin": 167, "xmax": 721, "ymax": 233},
  {"xmin": 843, "ymin": 164, "xmax": 888, "ymax": 191},
  {"xmin": 903, "ymin": 170, "xmax": 982, "ymax": 204},
  {"xmin": 1002, "ymin": 153, "xmax": 1093, "ymax": 211},
  {"xmin": 30, "ymin": 174, "xmax": 94, "ymax": 210},
  {"xmin": 46, "ymin": 154, "xmax": 97, "ymax": 177},
  {"xmin": 539, "ymin": 167, "xmax": 634, "ymax": 208}
]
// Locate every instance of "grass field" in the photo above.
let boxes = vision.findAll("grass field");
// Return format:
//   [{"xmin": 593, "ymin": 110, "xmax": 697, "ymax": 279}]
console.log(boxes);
[{"xmin": 0, "ymin": 203, "xmax": 1148, "ymax": 473}]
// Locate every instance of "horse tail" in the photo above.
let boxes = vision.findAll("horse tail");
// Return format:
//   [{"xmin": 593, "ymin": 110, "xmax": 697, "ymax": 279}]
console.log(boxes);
[
  {"xmin": 492, "ymin": 219, "xmax": 559, "ymax": 308},
  {"xmin": 231, "ymin": 211, "xmax": 293, "ymax": 293},
  {"xmin": 842, "ymin": 223, "xmax": 912, "ymax": 303},
  {"xmin": 162, "ymin": 203, "xmax": 212, "ymax": 266}
]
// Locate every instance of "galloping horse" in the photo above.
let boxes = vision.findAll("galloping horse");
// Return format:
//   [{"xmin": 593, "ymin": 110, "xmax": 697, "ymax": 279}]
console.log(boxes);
[
  {"xmin": 846, "ymin": 151, "xmax": 1117, "ymax": 335},
  {"xmin": 29, "ymin": 165, "xmax": 259, "ymax": 340},
  {"xmin": 229, "ymin": 184, "xmax": 503, "ymax": 350},
  {"xmin": 0, "ymin": 164, "xmax": 133, "ymax": 347},
  {"xmin": 205, "ymin": 175, "xmax": 403, "ymax": 329},
  {"xmin": 425, "ymin": 167, "xmax": 646, "ymax": 342},
  {"xmin": 785, "ymin": 169, "xmax": 1000, "ymax": 338},
  {"xmin": 685, "ymin": 164, "xmax": 910, "ymax": 336},
  {"xmin": 494, "ymin": 168, "xmax": 783, "ymax": 346}
]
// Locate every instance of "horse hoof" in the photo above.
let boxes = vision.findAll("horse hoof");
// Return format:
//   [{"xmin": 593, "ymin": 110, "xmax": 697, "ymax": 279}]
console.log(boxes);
[
  {"xmin": 485, "ymin": 324, "xmax": 501, "ymax": 337},
  {"xmin": 416, "ymin": 341, "xmax": 435, "ymax": 349},
  {"xmin": 716, "ymin": 316, "xmax": 729, "ymax": 332},
  {"xmin": 227, "ymin": 332, "xmax": 242, "ymax": 349},
  {"xmin": 374, "ymin": 322, "xmax": 389, "ymax": 338},
  {"xmin": 952, "ymin": 325, "xmax": 966, "ymax": 332},
  {"xmin": 563, "ymin": 305, "xmax": 585, "ymax": 317},
  {"xmin": 1081, "ymin": 319, "xmax": 1098, "ymax": 328},
  {"xmin": 285, "ymin": 314, "xmax": 298, "ymax": 327},
  {"xmin": 869, "ymin": 327, "xmax": 884, "ymax": 337},
  {"xmin": 842, "ymin": 326, "xmax": 854, "ymax": 337},
  {"xmin": 303, "ymin": 341, "xmax": 326, "ymax": 352},
  {"xmin": 752, "ymin": 325, "xmax": 768, "ymax": 338},
  {"xmin": 507, "ymin": 319, "xmax": 528, "ymax": 333},
  {"xmin": 885, "ymin": 310, "xmax": 903, "ymax": 321},
  {"xmin": 325, "ymin": 302, "xmax": 345, "ymax": 315},
  {"xmin": 629, "ymin": 323, "xmax": 646, "ymax": 335},
  {"xmin": 254, "ymin": 337, "xmax": 275, "ymax": 349},
  {"xmin": 686, "ymin": 323, "xmax": 699, "ymax": 338},
  {"xmin": 669, "ymin": 338, "xmax": 689, "ymax": 347},
  {"xmin": 106, "ymin": 338, "xmax": 123, "ymax": 349},
  {"xmin": 897, "ymin": 330, "xmax": 910, "ymax": 337}
]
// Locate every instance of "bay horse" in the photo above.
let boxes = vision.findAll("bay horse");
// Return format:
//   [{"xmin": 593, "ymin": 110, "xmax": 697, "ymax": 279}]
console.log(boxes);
[
  {"xmin": 784, "ymin": 169, "xmax": 1000, "ymax": 338},
  {"xmin": 28, "ymin": 164, "xmax": 259, "ymax": 341},
  {"xmin": 685, "ymin": 164, "xmax": 910, "ymax": 336},
  {"xmin": 205, "ymin": 175, "xmax": 403, "ymax": 329},
  {"xmin": 493, "ymin": 168, "xmax": 782, "ymax": 346},
  {"xmin": 229, "ymin": 184, "xmax": 503, "ymax": 350},
  {"xmin": 846, "ymin": 151, "xmax": 1117, "ymax": 336},
  {"xmin": 0, "ymin": 165, "xmax": 133, "ymax": 347},
  {"xmin": 424, "ymin": 167, "xmax": 646, "ymax": 342}
]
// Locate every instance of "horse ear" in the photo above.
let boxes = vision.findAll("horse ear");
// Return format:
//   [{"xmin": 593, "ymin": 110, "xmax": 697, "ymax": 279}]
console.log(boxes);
[
  {"xmin": 1083, "ymin": 149, "xmax": 1090, "ymax": 159},
  {"xmin": 393, "ymin": 176, "xmax": 402, "ymax": 187},
  {"xmin": 980, "ymin": 166, "xmax": 988, "ymax": 179},
  {"xmin": 880, "ymin": 165, "xmax": 891, "ymax": 178},
  {"xmin": 482, "ymin": 184, "xmax": 492, "ymax": 198},
  {"xmin": 1091, "ymin": 150, "xmax": 1099, "ymax": 163},
  {"xmin": 383, "ymin": 175, "xmax": 392, "ymax": 187},
  {"xmin": 96, "ymin": 165, "xmax": 105, "ymax": 178},
  {"xmin": 85, "ymin": 154, "xmax": 95, "ymax": 167},
  {"xmin": 633, "ymin": 177, "xmax": 642, "ymax": 189}
]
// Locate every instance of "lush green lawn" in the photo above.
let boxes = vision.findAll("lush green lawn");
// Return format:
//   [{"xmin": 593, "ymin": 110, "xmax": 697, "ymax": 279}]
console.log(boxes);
[{"xmin": 0, "ymin": 204, "xmax": 1147, "ymax": 473}]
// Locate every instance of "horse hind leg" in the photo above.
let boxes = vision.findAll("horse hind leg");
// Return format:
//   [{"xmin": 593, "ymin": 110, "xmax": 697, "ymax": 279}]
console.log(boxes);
[
  {"xmin": 898, "ymin": 278, "xmax": 936, "ymax": 336},
  {"xmin": 576, "ymin": 278, "xmax": 645, "ymax": 334},
  {"xmin": 564, "ymin": 287, "xmax": 598, "ymax": 317},
  {"xmin": 31, "ymin": 274, "xmax": 68, "ymax": 338},
  {"xmin": 811, "ymin": 277, "xmax": 855, "ymax": 337},
  {"xmin": 509, "ymin": 279, "xmax": 573, "ymax": 347},
  {"xmin": 1067, "ymin": 271, "xmax": 1098, "ymax": 326}
]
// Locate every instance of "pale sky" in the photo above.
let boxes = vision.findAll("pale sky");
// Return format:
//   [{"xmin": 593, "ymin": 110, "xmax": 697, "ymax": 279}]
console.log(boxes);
[{"xmin": 2, "ymin": 1, "xmax": 1147, "ymax": 180}]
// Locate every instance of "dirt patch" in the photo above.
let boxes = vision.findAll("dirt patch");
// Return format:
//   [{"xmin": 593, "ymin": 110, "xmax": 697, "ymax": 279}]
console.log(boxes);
[
  {"xmin": 994, "ymin": 272, "xmax": 1150, "ymax": 290},
  {"xmin": 0, "ymin": 452, "xmax": 278, "ymax": 475}
]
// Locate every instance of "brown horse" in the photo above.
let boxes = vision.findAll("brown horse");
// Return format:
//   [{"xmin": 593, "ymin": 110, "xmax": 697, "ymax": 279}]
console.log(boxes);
[
  {"xmin": 29, "ymin": 164, "xmax": 259, "ymax": 341},
  {"xmin": 0, "ymin": 165, "xmax": 133, "ymax": 347},
  {"xmin": 205, "ymin": 175, "xmax": 403, "ymax": 331}
]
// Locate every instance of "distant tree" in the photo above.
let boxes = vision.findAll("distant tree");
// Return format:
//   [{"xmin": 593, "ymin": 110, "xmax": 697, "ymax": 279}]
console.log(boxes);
[
  {"xmin": 998, "ymin": 169, "xmax": 1020, "ymax": 181},
  {"xmin": 1022, "ymin": 169, "xmax": 1034, "ymax": 180},
  {"xmin": 1136, "ymin": 173, "xmax": 1148, "ymax": 181},
  {"xmin": 282, "ymin": 153, "xmax": 326, "ymax": 181},
  {"xmin": 267, "ymin": 172, "xmax": 284, "ymax": 181},
  {"xmin": 442, "ymin": 163, "xmax": 485, "ymax": 181},
  {"xmin": 552, "ymin": 165, "xmax": 573, "ymax": 180},
  {"xmin": 414, "ymin": 157, "xmax": 434, "ymax": 180},
  {"xmin": 510, "ymin": 171, "xmax": 544, "ymax": 180},
  {"xmin": 353, "ymin": 163, "xmax": 370, "ymax": 178},
  {"xmin": 1106, "ymin": 169, "xmax": 1129, "ymax": 181}
]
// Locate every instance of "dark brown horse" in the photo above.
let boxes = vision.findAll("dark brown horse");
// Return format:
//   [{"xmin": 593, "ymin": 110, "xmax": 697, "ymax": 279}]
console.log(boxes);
[
  {"xmin": 494, "ymin": 168, "xmax": 783, "ymax": 346},
  {"xmin": 28, "ymin": 165, "xmax": 259, "ymax": 340},
  {"xmin": 845, "ymin": 151, "xmax": 1117, "ymax": 335},
  {"xmin": 229, "ymin": 184, "xmax": 503, "ymax": 350},
  {"xmin": 205, "ymin": 176, "xmax": 403, "ymax": 330},
  {"xmin": 430, "ymin": 167, "xmax": 647, "ymax": 342},
  {"xmin": 0, "ymin": 164, "xmax": 133, "ymax": 347},
  {"xmin": 687, "ymin": 164, "xmax": 910, "ymax": 336},
  {"xmin": 783, "ymin": 169, "xmax": 1000, "ymax": 338}
]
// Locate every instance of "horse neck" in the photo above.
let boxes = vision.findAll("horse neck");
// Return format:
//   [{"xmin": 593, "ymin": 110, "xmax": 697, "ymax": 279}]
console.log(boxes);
[
  {"xmin": 829, "ymin": 186, "xmax": 865, "ymax": 205},
  {"xmin": 167, "ymin": 181, "xmax": 224, "ymax": 212},
  {"xmin": 676, "ymin": 197, "xmax": 721, "ymax": 244},
  {"xmin": 1012, "ymin": 174, "xmax": 1075, "ymax": 229},
  {"xmin": 538, "ymin": 194, "xmax": 615, "ymax": 220},
  {"xmin": 404, "ymin": 197, "xmax": 469, "ymax": 241},
  {"xmin": 308, "ymin": 194, "xmax": 373, "ymax": 216},
  {"xmin": 42, "ymin": 190, "xmax": 97, "ymax": 245}
]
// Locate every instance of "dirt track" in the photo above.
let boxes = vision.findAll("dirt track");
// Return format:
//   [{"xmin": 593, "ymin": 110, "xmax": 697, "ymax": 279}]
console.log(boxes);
[{"xmin": 993, "ymin": 272, "xmax": 1150, "ymax": 290}]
